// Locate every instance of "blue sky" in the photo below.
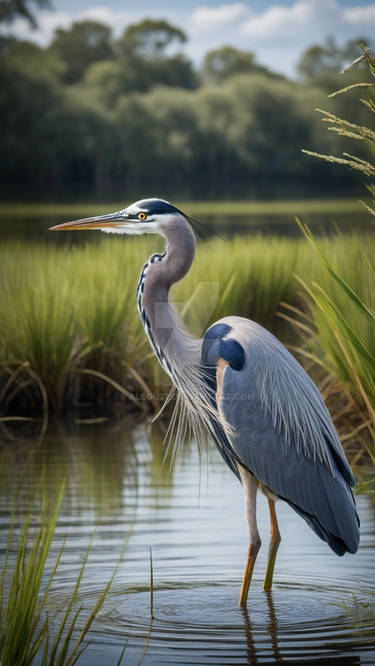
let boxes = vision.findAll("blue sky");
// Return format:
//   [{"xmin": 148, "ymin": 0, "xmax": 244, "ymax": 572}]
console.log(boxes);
[{"xmin": 4, "ymin": 0, "xmax": 375, "ymax": 76}]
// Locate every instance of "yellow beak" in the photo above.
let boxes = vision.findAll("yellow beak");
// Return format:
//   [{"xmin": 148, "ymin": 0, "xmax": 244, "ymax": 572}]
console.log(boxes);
[{"xmin": 49, "ymin": 211, "xmax": 128, "ymax": 231}]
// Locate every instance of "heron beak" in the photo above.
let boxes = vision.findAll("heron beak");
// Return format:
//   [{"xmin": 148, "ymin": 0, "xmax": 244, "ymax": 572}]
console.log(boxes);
[{"xmin": 49, "ymin": 211, "xmax": 129, "ymax": 231}]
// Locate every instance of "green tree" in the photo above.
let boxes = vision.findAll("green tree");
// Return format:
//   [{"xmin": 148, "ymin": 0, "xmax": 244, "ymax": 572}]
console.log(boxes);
[
  {"xmin": 82, "ymin": 60, "xmax": 124, "ymax": 106},
  {"xmin": 0, "ymin": 30, "xmax": 367, "ymax": 199},
  {"xmin": 115, "ymin": 19, "xmax": 197, "ymax": 92},
  {"xmin": 0, "ymin": 47, "xmax": 118, "ymax": 196},
  {"xmin": 1, "ymin": 37, "xmax": 64, "ymax": 82},
  {"xmin": 298, "ymin": 36, "xmax": 370, "ymax": 79},
  {"xmin": 118, "ymin": 18, "xmax": 186, "ymax": 58},
  {"xmin": 0, "ymin": 63, "xmax": 64, "ymax": 185},
  {"xmin": 50, "ymin": 20, "xmax": 113, "ymax": 84},
  {"xmin": 202, "ymin": 45, "xmax": 281, "ymax": 83},
  {"xmin": 114, "ymin": 96, "xmax": 159, "ymax": 192}
]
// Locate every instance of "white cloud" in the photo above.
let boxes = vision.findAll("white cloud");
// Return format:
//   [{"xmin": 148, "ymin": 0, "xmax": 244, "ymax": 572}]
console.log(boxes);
[
  {"xmin": 191, "ymin": 3, "xmax": 248, "ymax": 32},
  {"xmin": 0, "ymin": 6, "xmax": 137, "ymax": 44},
  {"xmin": 242, "ymin": 0, "xmax": 339, "ymax": 41},
  {"xmin": 2, "ymin": 1, "xmax": 375, "ymax": 78},
  {"xmin": 79, "ymin": 6, "xmax": 131, "ymax": 28},
  {"xmin": 344, "ymin": 4, "xmax": 375, "ymax": 25},
  {"xmin": 240, "ymin": 0, "xmax": 375, "ymax": 44}
]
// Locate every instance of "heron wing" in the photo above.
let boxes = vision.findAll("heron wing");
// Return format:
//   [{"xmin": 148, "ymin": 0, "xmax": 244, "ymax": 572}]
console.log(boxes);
[{"xmin": 206, "ymin": 316, "xmax": 359, "ymax": 555}]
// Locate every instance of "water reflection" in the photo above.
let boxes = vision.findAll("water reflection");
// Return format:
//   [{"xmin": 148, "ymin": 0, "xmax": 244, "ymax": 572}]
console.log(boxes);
[{"xmin": 0, "ymin": 421, "xmax": 374, "ymax": 664}]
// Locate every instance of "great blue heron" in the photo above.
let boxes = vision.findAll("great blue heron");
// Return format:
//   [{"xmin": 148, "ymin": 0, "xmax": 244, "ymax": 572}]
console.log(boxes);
[{"xmin": 50, "ymin": 198, "xmax": 360, "ymax": 605}]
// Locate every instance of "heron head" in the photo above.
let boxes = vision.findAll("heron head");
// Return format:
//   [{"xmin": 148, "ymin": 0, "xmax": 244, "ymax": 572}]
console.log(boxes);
[{"xmin": 49, "ymin": 198, "xmax": 188, "ymax": 236}]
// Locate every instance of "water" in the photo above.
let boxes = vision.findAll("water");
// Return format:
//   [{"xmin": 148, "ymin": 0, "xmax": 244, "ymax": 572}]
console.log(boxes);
[
  {"xmin": 0, "ymin": 420, "xmax": 374, "ymax": 664},
  {"xmin": 0, "ymin": 204, "xmax": 372, "ymax": 243}
]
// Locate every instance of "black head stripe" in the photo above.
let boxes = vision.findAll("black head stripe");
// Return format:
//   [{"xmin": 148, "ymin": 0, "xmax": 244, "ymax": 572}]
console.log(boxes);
[{"xmin": 136, "ymin": 199, "xmax": 181, "ymax": 216}]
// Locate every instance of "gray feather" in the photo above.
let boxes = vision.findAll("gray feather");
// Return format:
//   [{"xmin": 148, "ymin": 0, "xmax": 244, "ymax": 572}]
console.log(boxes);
[
  {"xmin": 216, "ymin": 316, "xmax": 359, "ymax": 554},
  {"xmin": 130, "ymin": 203, "xmax": 359, "ymax": 556}
]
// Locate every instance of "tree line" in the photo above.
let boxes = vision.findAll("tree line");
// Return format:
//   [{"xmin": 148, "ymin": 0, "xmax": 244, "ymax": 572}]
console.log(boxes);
[{"xmin": 0, "ymin": 18, "xmax": 372, "ymax": 200}]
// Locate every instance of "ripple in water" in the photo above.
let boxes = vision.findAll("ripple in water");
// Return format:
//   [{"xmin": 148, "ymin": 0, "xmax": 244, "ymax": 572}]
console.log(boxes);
[
  {"xmin": 1, "ymin": 424, "xmax": 374, "ymax": 664},
  {"xmin": 77, "ymin": 575, "xmax": 375, "ymax": 664}
]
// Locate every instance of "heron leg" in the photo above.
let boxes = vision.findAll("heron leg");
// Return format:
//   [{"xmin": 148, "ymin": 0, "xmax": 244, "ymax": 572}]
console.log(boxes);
[
  {"xmin": 237, "ymin": 466, "xmax": 261, "ymax": 606},
  {"xmin": 263, "ymin": 498, "xmax": 281, "ymax": 592}
]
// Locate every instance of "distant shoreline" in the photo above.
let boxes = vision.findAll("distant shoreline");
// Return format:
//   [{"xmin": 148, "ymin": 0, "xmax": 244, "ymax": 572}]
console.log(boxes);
[{"xmin": 0, "ymin": 198, "xmax": 365, "ymax": 218}]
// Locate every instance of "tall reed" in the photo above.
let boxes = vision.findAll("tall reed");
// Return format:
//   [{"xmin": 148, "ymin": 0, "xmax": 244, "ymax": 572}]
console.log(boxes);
[
  {"xmin": 296, "ymin": 226, "xmax": 375, "ymax": 459},
  {"xmin": 0, "ymin": 234, "xmax": 301, "ymax": 416},
  {"xmin": 300, "ymin": 44, "xmax": 375, "ymax": 458},
  {"xmin": 0, "ymin": 483, "xmax": 128, "ymax": 665},
  {"xmin": 1, "ymin": 233, "xmax": 374, "ymax": 426}
]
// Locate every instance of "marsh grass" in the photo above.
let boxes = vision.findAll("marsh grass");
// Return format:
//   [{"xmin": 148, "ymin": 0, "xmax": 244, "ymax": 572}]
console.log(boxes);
[
  {"xmin": 1, "ymin": 233, "xmax": 375, "ymax": 426},
  {"xmin": 0, "ymin": 238, "xmax": 157, "ymax": 416},
  {"xmin": 0, "ymin": 483, "xmax": 128, "ymax": 665},
  {"xmin": 179, "ymin": 235, "xmax": 301, "ymax": 333},
  {"xmin": 0, "ymin": 234, "xmax": 302, "ymax": 417},
  {"xmin": 293, "ymin": 225, "xmax": 375, "ymax": 461},
  {"xmin": 298, "ymin": 44, "xmax": 375, "ymax": 459}
]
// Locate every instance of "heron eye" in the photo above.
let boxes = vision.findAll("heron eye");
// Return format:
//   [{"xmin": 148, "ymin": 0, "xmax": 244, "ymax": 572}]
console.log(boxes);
[{"xmin": 138, "ymin": 212, "xmax": 147, "ymax": 221}]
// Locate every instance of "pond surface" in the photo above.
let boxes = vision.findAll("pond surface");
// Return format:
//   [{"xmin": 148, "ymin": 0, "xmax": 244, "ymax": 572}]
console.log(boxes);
[
  {"xmin": 0, "ymin": 199, "xmax": 372, "ymax": 243},
  {"xmin": 0, "ymin": 420, "xmax": 374, "ymax": 664}
]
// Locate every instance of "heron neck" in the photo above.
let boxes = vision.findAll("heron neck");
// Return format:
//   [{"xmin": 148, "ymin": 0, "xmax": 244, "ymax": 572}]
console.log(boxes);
[{"xmin": 137, "ymin": 219, "xmax": 199, "ymax": 374}]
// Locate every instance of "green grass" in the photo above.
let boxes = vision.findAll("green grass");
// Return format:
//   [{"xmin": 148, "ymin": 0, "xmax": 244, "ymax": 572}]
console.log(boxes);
[
  {"xmin": 0, "ymin": 233, "xmax": 374, "ymax": 426},
  {"xmin": 177, "ymin": 235, "xmax": 301, "ymax": 333},
  {"xmin": 297, "ymin": 225, "xmax": 375, "ymax": 460},
  {"xmin": 0, "ymin": 484, "xmax": 128, "ymax": 665},
  {"xmin": 0, "ymin": 234, "xmax": 303, "ymax": 415},
  {"xmin": 297, "ymin": 44, "xmax": 375, "ymax": 459}
]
